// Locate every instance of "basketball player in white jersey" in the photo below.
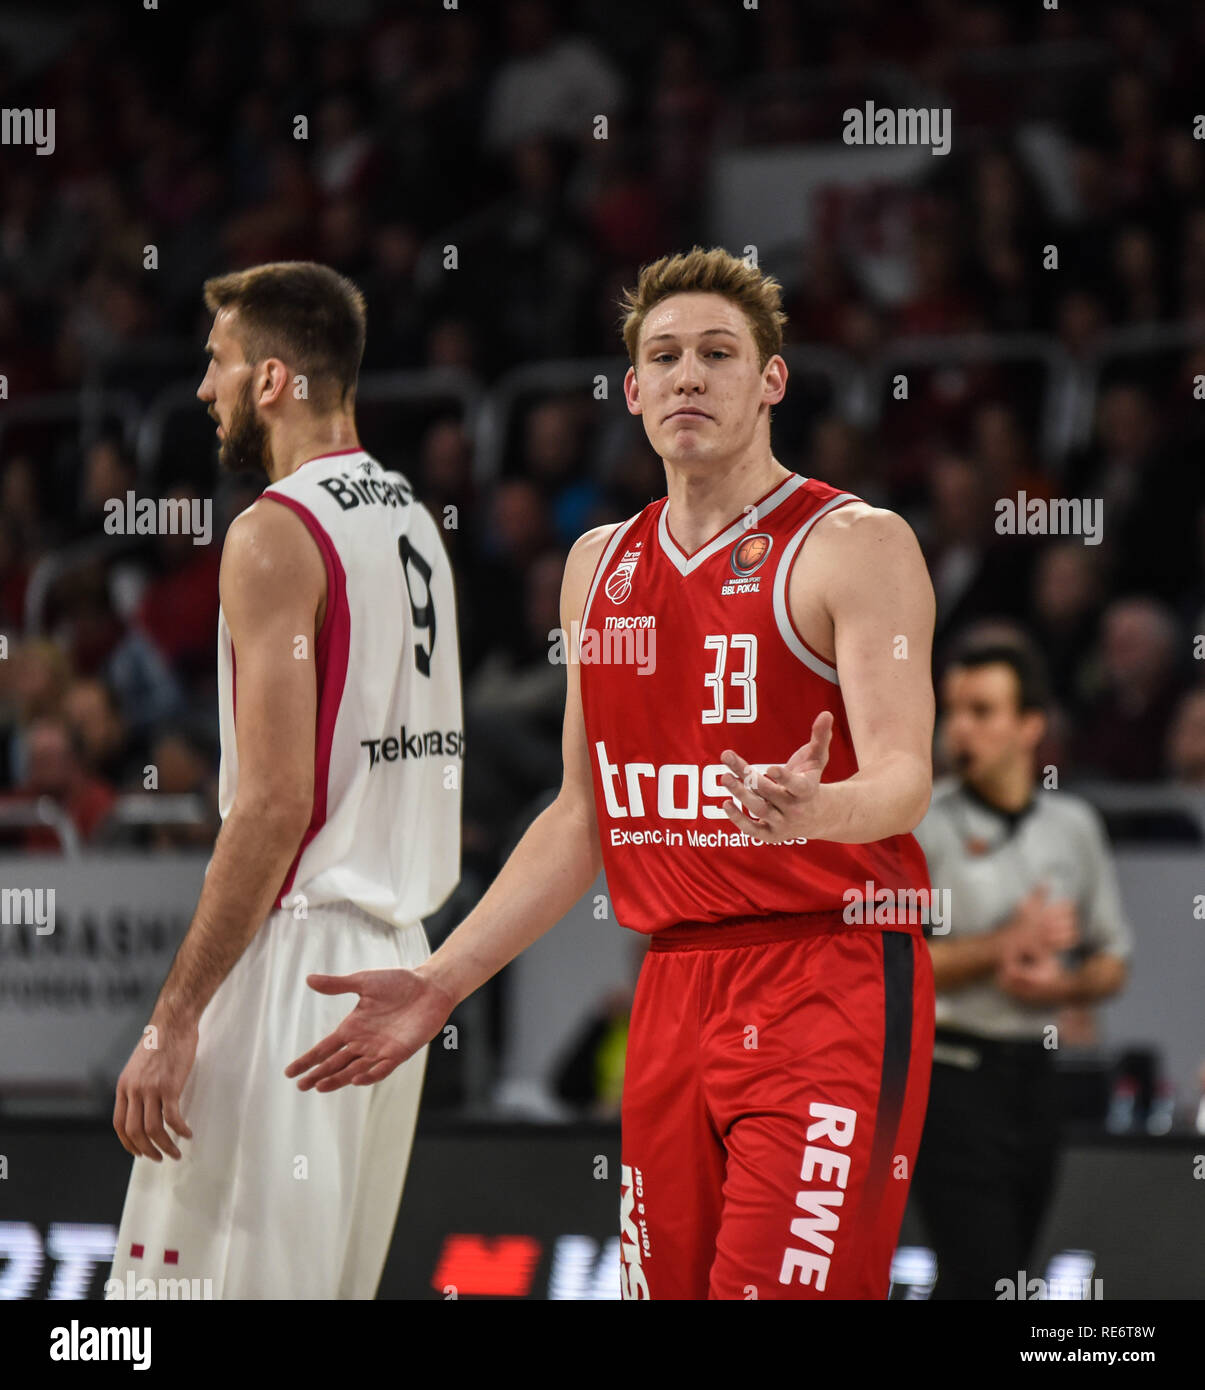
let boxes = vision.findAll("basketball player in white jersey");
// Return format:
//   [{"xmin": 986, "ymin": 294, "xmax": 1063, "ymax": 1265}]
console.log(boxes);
[{"xmin": 107, "ymin": 262, "xmax": 462, "ymax": 1299}]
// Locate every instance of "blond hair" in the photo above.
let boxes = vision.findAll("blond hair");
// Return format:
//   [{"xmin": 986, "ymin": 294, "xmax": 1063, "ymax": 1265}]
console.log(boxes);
[{"xmin": 619, "ymin": 246, "xmax": 787, "ymax": 369}]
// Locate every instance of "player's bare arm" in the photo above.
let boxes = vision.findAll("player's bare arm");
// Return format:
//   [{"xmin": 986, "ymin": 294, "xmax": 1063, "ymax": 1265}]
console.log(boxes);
[
  {"xmin": 720, "ymin": 504, "xmax": 936, "ymax": 844},
  {"xmin": 285, "ymin": 523, "xmax": 617, "ymax": 1093},
  {"xmin": 113, "ymin": 500, "xmax": 323, "ymax": 1160}
]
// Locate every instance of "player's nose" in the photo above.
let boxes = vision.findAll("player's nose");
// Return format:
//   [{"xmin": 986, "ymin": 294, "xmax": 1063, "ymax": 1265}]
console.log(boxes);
[{"xmin": 673, "ymin": 351, "xmax": 705, "ymax": 390}]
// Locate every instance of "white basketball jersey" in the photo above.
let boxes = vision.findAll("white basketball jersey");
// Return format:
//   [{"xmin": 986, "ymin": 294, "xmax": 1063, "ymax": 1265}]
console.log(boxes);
[{"xmin": 216, "ymin": 447, "xmax": 462, "ymax": 929}]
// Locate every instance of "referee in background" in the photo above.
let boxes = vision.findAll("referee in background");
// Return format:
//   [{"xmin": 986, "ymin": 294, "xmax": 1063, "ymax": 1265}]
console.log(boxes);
[{"xmin": 910, "ymin": 639, "xmax": 1131, "ymax": 1299}]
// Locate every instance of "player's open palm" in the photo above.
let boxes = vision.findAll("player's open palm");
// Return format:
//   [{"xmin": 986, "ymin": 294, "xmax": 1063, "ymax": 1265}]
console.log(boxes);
[
  {"xmin": 720, "ymin": 709, "xmax": 835, "ymax": 842},
  {"xmin": 286, "ymin": 968, "xmax": 455, "ymax": 1092}
]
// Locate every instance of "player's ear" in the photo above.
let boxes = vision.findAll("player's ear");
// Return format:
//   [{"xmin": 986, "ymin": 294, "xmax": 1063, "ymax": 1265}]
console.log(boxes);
[
  {"xmin": 623, "ymin": 364, "xmax": 642, "ymax": 415},
  {"xmin": 257, "ymin": 357, "xmax": 291, "ymax": 408},
  {"xmin": 762, "ymin": 353, "xmax": 788, "ymax": 406}
]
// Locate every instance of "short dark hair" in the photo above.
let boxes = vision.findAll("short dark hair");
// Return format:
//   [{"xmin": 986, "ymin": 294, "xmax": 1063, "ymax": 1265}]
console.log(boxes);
[
  {"xmin": 945, "ymin": 639, "xmax": 1051, "ymax": 714},
  {"xmin": 203, "ymin": 261, "xmax": 366, "ymax": 411}
]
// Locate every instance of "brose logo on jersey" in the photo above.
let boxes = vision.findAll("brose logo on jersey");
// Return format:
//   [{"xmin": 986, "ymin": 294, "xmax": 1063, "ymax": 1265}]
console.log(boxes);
[
  {"xmin": 361, "ymin": 725, "xmax": 464, "ymax": 768},
  {"xmin": 605, "ymin": 545, "xmax": 643, "ymax": 604},
  {"xmin": 595, "ymin": 739, "xmax": 769, "ymax": 821}
]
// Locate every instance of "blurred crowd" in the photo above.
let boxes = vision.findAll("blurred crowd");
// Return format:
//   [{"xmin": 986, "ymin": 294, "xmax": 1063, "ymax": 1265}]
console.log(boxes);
[{"xmin": 2, "ymin": 0, "xmax": 1205, "ymax": 871}]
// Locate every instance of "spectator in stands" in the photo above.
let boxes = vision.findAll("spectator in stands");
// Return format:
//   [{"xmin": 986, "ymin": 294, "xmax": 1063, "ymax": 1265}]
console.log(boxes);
[
  {"xmin": 483, "ymin": 0, "xmax": 624, "ymax": 152},
  {"xmin": 62, "ymin": 677, "xmax": 130, "ymax": 789},
  {"xmin": 1073, "ymin": 596, "xmax": 1189, "ymax": 779},
  {"xmin": 133, "ymin": 484, "xmax": 222, "ymax": 684},
  {"xmin": 463, "ymin": 547, "xmax": 566, "ymax": 868},
  {"xmin": 358, "ymin": 221, "xmax": 426, "ymax": 370},
  {"xmin": 468, "ymin": 477, "xmax": 554, "ymax": 673},
  {"xmin": 1166, "ymin": 687, "xmax": 1205, "ymax": 789},
  {"xmin": 601, "ymin": 436, "xmax": 664, "ymax": 521},
  {"xmin": 435, "ymin": 135, "xmax": 592, "ymax": 370},
  {"xmin": 1054, "ymin": 288, "xmax": 1110, "ymax": 358},
  {"xmin": 313, "ymin": 90, "xmax": 381, "ymax": 202},
  {"xmin": 969, "ymin": 146, "xmax": 1046, "ymax": 332},
  {"xmin": 520, "ymin": 396, "xmax": 603, "ymax": 544},
  {"xmin": 806, "ymin": 415, "xmax": 887, "ymax": 507},
  {"xmin": 0, "ymin": 712, "xmax": 116, "ymax": 851},
  {"xmin": 919, "ymin": 453, "xmax": 1035, "ymax": 651},
  {"xmin": 142, "ymin": 728, "xmax": 220, "ymax": 850},
  {"xmin": 1063, "ymin": 382, "xmax": 1202, "ymax": 602},
  {"xmin": 782, "ymin": 241, "xmax": 864, "ymax": 349},
  {"xmin": 1028, "ymin": 541, "xmax": 1106, "ymax": 709},
  {"xmin": 425, "ymin": 315, "xmax": 478, "ymax": 373},
  {"xmin": 896, "ymin": 219, "xmax": 982, "ymax": 337},
  {"xmin": 1109, "ymin": 224, "xmax": 1166, "ymax": 325},
  {"xmin": 2, "ymin": 455, "xmax": 47, "ymax": 555},
  {"xmin": 969, "ymin": 400, "xmax": 1053, "ymax": 503},
  {"xmin": 1, "ymin": 639, "xmax": 72, "ymax": 788},
  {"xmin": 416, "ymin": 416, "xmax": 476, "ymax": 565},
  {"xmin": 72, "ymin": 434, "xmax": 139, "ymax": 542},
  {"xmin": 648, "ymin": 31, "xmax": 717, "ymax": 235}
]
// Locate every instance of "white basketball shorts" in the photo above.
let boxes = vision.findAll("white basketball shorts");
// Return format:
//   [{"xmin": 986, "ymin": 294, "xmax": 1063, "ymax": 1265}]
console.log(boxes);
[{"xmin": 106, "ymin": 899, "xmax": 430, "ymax": 1299}]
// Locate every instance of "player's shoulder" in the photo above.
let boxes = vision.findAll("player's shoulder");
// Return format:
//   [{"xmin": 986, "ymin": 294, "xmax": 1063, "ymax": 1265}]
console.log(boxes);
[
  {"xmin": 223, "ymin": 492, "xmax": 302, "ymax": 549},
  {"xmin": 218, "ymin": 496, "xmax": 325, "ymax": 612},
  {"xmin": 565, "ymin": 498, "xmax": 655, "ymax": 571},
  {"xmin": 568, "ymin": 520, "xmax": 620, "ymax": 564},
  {"xmin": 561, "ymin": 506, "xmax": 652, "ymax": 613},
  {"xmin": 807, "ymin": 492, "xmax": 918, "ymax": 553}
]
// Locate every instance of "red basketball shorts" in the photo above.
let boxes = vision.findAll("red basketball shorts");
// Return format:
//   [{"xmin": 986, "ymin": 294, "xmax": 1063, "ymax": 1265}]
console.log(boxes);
[{"xmin": 619, "ymin": 912, "xmax": 935, "ymax": 1300}]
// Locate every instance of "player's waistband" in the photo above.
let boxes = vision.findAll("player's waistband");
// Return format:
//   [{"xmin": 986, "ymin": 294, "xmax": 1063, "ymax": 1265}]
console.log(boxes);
[{"xmin": 647, "ymin": 908, "xmax": 924, "ymax": 951}]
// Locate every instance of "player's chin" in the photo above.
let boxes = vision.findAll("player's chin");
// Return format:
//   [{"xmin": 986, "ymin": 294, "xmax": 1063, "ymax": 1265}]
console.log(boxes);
[{"xmin": 658, "ymin": 431, "xmax": 712, "ymax": 459}]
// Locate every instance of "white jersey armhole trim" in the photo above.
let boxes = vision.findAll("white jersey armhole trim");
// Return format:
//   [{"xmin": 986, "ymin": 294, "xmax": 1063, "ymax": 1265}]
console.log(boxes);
[
  {"xmin": 581, "ymin": 515, "xmax": 640, "ymax": 631},
  {"xmin": 771, "ymin": 492, "xmax": 858, "ymax": 685}
]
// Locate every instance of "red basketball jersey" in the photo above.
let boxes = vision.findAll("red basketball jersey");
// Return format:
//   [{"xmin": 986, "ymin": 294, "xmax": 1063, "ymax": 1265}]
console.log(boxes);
[{"xmin": 578, "ymin": 472, "xmax": 931, "ymax": 934}]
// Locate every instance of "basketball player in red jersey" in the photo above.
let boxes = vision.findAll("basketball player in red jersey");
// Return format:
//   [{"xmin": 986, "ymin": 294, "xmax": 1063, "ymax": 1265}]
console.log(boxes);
[{"xmin": 288, "ymin": 246, "xmax": 937, "ymax": 1300}]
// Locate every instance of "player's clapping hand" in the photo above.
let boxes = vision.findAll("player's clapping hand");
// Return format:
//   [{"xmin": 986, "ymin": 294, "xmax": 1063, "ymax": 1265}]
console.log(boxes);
[
  {"xmin": 718, "ymin": 709, "xmax": 835, "ymax": 843},
  {"xmin": 113, "ymin": 1017, "xmax": 197, "ymax": 1161},
  {"xmin": 286, "ymin": 967, "xmax": 456, "ymax": 1092}
]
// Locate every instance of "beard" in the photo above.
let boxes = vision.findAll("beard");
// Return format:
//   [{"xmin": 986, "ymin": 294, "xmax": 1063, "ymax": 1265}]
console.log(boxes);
[{"xmin": 217, "ymin": 378, "xmax": 272, "ymax": 477}]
